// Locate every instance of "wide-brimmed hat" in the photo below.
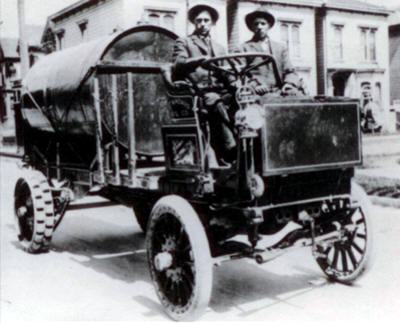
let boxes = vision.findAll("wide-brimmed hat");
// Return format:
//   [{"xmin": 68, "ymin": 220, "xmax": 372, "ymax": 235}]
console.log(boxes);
[
  {"xmin": 188, "ymin": 4, "xmax": 219, "ymax": 23},
  {"xmin": 245, "ymin": 7, "xmax": 275, "ymax": 30}
]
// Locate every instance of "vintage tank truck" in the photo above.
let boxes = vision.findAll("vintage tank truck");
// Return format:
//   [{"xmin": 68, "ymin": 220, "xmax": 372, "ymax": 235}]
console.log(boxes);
[{"xmin": 13, "ymin": 25, "xmax": 374, "ymax": 320}]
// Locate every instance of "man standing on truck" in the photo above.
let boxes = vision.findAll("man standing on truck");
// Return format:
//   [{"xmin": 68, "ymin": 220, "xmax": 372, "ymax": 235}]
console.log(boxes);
[
  {"xmin": 235, "ymin": 7, "xmax": 300, "ymax": 96},
  {"xmin": 172, "ymin": 4, "xmax": 236, "ymax": 164}
]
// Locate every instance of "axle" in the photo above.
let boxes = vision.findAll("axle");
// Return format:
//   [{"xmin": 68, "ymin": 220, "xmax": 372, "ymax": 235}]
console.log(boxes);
[{"xmin": 213, "ymin": 219, "xmax": 357, "ymax": 266}]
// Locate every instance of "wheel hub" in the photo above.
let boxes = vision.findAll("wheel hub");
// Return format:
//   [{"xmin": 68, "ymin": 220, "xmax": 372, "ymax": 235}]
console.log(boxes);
[
  {"xmin": 154, "ymin": 252, "xmax": 173, "ymax": 272},
  {"xmin": 17, "ymin": 206, "xmax": 28, "ymax": 218}
]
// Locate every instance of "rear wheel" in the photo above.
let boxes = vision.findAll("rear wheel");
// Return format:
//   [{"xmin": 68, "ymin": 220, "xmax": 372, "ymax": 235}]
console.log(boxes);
[
  {"xmin": 146, "ymin": 195, "xmax": 212, "ymax": 320},
  {"xmin": 314, "ymin": 182, "xmax": 374, "ymax": 283},
  {"xmin": 14, "ymin": 171, "xmax": 55, "ymax": 253}
]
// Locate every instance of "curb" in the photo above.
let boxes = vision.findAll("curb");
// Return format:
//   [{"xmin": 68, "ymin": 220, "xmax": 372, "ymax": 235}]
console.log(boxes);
[
  {"xmin": 355, "ymin": 174, "xmax": 400, "ymax": 208},
  {"xmin": 369, "ymin": 196, "xmax": 400, "ymax": 208},
  {"xmin": 0, "ymin": 150, "xmax": 23, "ymax": 159},
  {"xmin": 355, "ymin": 174, "xmax": 400, "ymax": 186}
]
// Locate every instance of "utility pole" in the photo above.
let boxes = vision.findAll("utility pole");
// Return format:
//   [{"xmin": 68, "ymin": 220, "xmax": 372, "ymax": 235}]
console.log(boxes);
[
  {"xmin": 18, "ymin": 0, "xmax": 29, "ymax": 78},
  {"xmin": 186, "ymin": 0, "xmax": 189, "ymax": 36}
]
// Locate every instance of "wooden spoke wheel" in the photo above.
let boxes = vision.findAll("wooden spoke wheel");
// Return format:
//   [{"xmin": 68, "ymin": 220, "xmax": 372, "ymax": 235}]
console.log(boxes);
[
  {"xmin": 314, "ymin": 182, "xmax": 374, "ymax": 283},
  {"xmin": 14, "ymin": 171, "xmax": 55, "ymax": 253},
  {"xmin": 146, "ymin": 195, "xmax": 212, "ymax": 321}
]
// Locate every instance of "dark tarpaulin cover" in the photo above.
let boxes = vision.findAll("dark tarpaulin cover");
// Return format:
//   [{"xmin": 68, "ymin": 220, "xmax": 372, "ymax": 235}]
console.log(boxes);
[{"xmin": 22, "ymin": 25, "xmax": 178, "ymax": 156}]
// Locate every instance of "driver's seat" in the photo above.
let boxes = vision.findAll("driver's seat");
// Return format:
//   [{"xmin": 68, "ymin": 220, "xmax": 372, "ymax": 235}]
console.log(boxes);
[
  {"xmin": 160, "ymin": 64, "xmax": 197, "ymax": 121},
  {"xmin": 160, "ymin": 64, "xmax": 224, "ymax": 169}
]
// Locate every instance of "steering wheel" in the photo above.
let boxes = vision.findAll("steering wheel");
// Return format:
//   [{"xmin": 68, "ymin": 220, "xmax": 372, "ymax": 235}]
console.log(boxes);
[{"xmin": 201, "ymin": 53, "xmax": 282, "ymax": 87}]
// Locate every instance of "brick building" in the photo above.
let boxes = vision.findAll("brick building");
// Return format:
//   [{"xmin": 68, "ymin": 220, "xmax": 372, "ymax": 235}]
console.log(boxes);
[{"xmin": 35, "ymin": 0, "xmax": 394, "ymax": 132}]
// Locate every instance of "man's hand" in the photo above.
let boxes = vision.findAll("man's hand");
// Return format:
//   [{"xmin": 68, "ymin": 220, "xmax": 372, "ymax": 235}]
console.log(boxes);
[
  {"xmin": 203, "ymin": 92, "xmax": 221, "ymax": 106},
  {"xmin": 281, "ymin": 83, "xmax": 298, "ymax": 96},
  {"xmin": 254, "ymin": 85, "xmax": 269, "ymax": 95},
  {"xmin": 185, "ymin": 56, "xmax": 208, "ymax": 70}
]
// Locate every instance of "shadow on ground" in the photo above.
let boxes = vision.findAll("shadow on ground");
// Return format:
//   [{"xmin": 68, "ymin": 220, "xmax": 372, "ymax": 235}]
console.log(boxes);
[
  {"xmin": 210, "ymin": 259, "xmax": 325, "ymax": 316},
  {"xmin": 47, "ymin": 212, "xmax": 151, "ymax": 284},
  {"xmin": 7, "ymin": 207, "xmax": 329, "ymax": 318}
]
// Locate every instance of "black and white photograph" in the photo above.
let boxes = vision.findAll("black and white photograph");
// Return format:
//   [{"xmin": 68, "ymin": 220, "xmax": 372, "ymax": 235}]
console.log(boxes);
[{"xmin": 1, "ymin": 0, "xmax": 400, "ymax": 321}]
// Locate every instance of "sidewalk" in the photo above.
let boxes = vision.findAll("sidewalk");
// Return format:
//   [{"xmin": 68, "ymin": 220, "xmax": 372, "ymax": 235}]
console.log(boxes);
[
  {"xmin": 0, "ymin": 144, "xmax": 22, "ymax": 158},
  {"xmin": 355, "ymin": 157, "xmax": 400, "ymax": 208},
  {"xmin": 362, "ymin": 133, "xmax": 400, "ymax": 157},
  {"xmin": 356, "ymin": 167, "xmax": 400, "ymax": 179}
]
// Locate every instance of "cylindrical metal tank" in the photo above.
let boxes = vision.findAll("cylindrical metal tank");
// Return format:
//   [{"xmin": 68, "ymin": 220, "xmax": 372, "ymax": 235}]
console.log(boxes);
[{"xmin": 22, "ymin": 25, "xmax": 178, "ymax": 157}]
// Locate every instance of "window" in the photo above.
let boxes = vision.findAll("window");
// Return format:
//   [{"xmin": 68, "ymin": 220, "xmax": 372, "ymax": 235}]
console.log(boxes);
[
  {"xmin": 42, "ymin": 28, "xmax": 56, "ymax": 53},
  {"xmin": 369, "ymin": 29, "xmax": 376, "ymax": 61},
  {"xmin": 361, "ymin": 82, "xmax": 371, "ymax": 106},
  {"xmin": 29, "ymin": 54, "xmax": 38, "ymax": 67},
  {"xmin": 55, "ymin": 29, "xmax": 65, "ymax": 50},
  {"xmin": 77, "ymin": 19, "xmax": 88, "ymax": 40},
  {"xmin": 280, "ymin": 21, "xmax": 301, "ymax": 58},
  {"xmin": 291, "ymin": 25, "xmax": 300, "ymax": 58},
  {"xmin": 164, "ymin": 14, "xmax": 175, "ymax": 31},
  {"xmin": 332, "ymin": 24, "xmax": 344, "ymax": 61},
  {"xmin": 5, "ymin": 62, "xmax": 17, "ymax": 78},
  {"xmin": 360, "ymin": 27, "xmax": 377, "ymax": 62},
  {"xmin": 144, "ymin": 8, "xmax": 177, "ymax": 31},
  {"xmin": 281, "ymin": 23, "xmax": 289, "ymax": 49},
  {"xmin": 374, "ymin": 82, "xmax": 381, "ymax": 106},
  {"xmin": 148, "ymin": 13, "xmax": 160, "ymax": 25}
]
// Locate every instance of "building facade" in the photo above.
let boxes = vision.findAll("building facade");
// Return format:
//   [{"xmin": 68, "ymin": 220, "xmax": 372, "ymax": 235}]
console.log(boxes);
[
  {"xmin": 35, "ymin": 0, "xmax": 394, "ymax": 132},
  {"xmin": 41, "ymin": 0, "xmax": 228, "ymax": 52},
  {"xmin": 0, "ymin": 25, "xmax": 44, "ymax": 125},
  {"xmin": 389, "ymin": 18, "xmax": 400, "ymax": 105},
  {"xmin": 227, "ymin": 0, "xmax": 391, "ymax": 129},
  {"xmin": 227, "ymin": 0, "xmax": 319, "ymax": 96},
  {"xmin": 324, "ymin": 2, "xmax": 390, "ymax": 128},
  {"xmin": 0, "ymin": 38, "xmax": 21, "ymax": 123},
  {"xmin": 389, "ymin": 10, "xmax": 400, "ymax": 132}
]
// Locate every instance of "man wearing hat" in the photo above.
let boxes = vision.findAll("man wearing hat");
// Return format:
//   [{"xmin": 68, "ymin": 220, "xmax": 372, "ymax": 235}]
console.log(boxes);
[
  {"xmin": 236, "ymin": 7, "xmax": 300, "ymax": 96},
  {"xmin": 172, "ymin": 4, "xmax": 225, "ymax": 85},
  {"xmin": 172, "ymin": 4, "xmax": 236, "ymax": 164}
]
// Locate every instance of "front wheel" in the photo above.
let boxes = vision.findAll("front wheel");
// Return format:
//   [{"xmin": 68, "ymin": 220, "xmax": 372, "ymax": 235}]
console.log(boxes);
[
  {"xmin": 146, "ymin": 195, "xmax": 213, "ymax": 321},
  {"xmin": 314, "ymin": 182, "xmax": 374, "ymax": 283}
]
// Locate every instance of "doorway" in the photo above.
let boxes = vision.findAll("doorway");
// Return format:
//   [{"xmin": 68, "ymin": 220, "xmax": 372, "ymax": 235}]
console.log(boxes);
[{"xmin": 332, "ymin": 72, "xmax": 349, "ymax": 96}]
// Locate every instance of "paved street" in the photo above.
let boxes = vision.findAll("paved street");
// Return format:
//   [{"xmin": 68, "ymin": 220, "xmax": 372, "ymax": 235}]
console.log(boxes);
[{"xmin": 1, "ymin": 157, "xmax": 400, "ymax": 322}]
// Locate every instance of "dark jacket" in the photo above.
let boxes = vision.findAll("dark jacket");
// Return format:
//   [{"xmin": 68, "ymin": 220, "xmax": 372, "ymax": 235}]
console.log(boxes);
[
  {"xmin": 172, "ymin": 33, "xmax": 226, "ymax": 88},
  {"xmin": 235, "ymin": 37, "xmax": 299, "ymax": 88}
]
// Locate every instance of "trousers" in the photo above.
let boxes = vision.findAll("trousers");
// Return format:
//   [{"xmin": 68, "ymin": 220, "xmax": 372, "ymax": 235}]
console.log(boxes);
[{"xmin": 202, "ymin": 92, "xmax": 236, "ymax": 162}]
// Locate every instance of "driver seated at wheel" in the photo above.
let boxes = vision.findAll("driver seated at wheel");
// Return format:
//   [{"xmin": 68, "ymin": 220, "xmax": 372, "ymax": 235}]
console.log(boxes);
[
  {"xmin": 233, "ymin": 7, "xmax": 301, "ymax": 97},
  {"xmin": 172, "ymin": 4, "xmax": 237, "ymax": 164}
]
